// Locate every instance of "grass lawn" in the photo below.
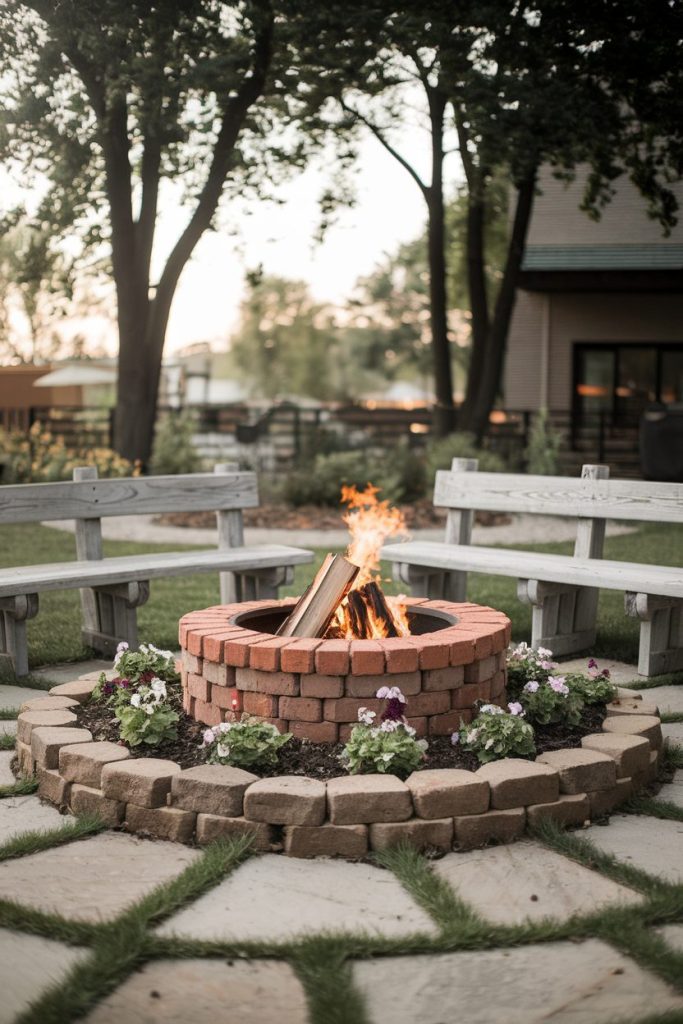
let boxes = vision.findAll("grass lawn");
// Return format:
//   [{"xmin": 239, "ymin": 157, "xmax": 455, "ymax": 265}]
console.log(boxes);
[{"xmin": 0, "ymin": 521, "xmax": 680, "ymax": 678}]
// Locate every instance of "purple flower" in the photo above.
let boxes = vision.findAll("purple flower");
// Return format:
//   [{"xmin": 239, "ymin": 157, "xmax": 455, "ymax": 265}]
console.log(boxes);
[
  {"xmin": 451, "ymin": 731, "xmax": 460, "ymax": 746},
  {"xmin": 507, "ymin": 701, "xmax": 524, "ymax": 716},
  {"xmin": 548, "ymin": 676, "xmax": 569, "ymax": 695},
  {"xmin": 588, "ymin": 658, "xmax": 598, "ymax": 669},
  {"xmin": 382, "ymin": 696, "xmax": 406, "ymax": 723},
  {"xmin": 523, "ymin": 680, "xmax": 539, "ymax": 693}
]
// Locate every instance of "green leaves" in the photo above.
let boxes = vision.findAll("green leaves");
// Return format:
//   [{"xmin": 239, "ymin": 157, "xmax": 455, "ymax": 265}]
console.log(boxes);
[
  {"xmin": 205, "ymin": 717, "xmax": 292, "ymax": 770},
  {"xmin": 115, "ymin": 700, "xmax": 179, "ymax": 748},
  {"xmin": 458, "ymin": 709, "xmax": 536, "ymax": 764},
  {"xmin": 342, "ymin": 723, "xmax": 428, "ymax": 778}
]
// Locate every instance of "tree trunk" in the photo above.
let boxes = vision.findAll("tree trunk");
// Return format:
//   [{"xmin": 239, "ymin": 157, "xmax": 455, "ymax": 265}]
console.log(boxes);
[
  {"xmin": 458, "ymin": 187, "xmax": 489, "ymax": 427},
  {"xmin": 468, "ymin": 172, "xmax": 537, "ymax": 441}
]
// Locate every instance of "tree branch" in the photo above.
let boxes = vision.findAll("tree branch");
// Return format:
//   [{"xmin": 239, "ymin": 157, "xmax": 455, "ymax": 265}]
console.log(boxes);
[{"xmin": 340, "ymin": 99, "xmax": 428, "ymax": 198}]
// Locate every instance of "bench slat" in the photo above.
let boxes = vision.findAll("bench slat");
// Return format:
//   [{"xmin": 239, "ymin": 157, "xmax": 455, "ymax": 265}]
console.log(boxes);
[
  {"xmin": 0, "ymin": 473, "xmax": 259, "ymax": 524},
  {"xmin": 381, "ymin": 541, "xmax": 683, "ymax": 599},
  {"xmin": 0, "ymin": 545, "xmax": 313, "ymax": 596},
  {"xmin": 433, "ymin": 471, "xmax": 683, "ymax": 523}
]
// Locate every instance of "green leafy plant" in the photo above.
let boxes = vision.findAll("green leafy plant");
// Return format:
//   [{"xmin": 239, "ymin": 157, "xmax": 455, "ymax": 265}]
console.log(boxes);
[
  {"xmin": 454, "ymin": 703, "xmax": 536, "ymax": 764},
  {"xmin": 150, "ymin": 411, "xmax": 204, "ymax": 476},
  {"xmin": 202, "ymin": 717, "xmax": 292, "ymax": 770},
  {"xmin": 519, "ymin": 677, "xmax": 584, "ymax": 726},
  {"xmin": 0, "ymin": 422, "xmax": 133, "ymax": 484},
  {"xmin": 114, "ymin": 678, "xmax": 179, "ymax": 747},
  {"xmin": 425, "ymin": 432, "xmax": 506, "ymax": 486},
  {"xmin": 565, "ymin": 659, "xmax": 617, "ymax": 705},
  {"xmin": 524, "ymin": 408, "xmax": 564, "ymax": 475},
  {"xmin": 506, "ymin": 642, "xmax": 556, "ymax": 698},
  {"xmin": 341, "ymin": 686, "xmax": 428, "ymax": 777},
  {"xmin": 93, "ymin": 641, "xmax": 179, "ymax": 706}
]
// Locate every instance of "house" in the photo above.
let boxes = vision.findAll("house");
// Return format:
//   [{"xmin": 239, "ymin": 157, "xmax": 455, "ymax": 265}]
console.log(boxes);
[{"xmin": 504, "ymin": 168, "xmax": 683, "ymax": 454}]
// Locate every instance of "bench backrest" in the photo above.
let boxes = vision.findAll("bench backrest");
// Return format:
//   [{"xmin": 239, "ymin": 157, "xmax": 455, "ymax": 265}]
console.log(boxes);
[
  {"xmin": 0, "ymin": 467, "xmax": 258, "ymax": 525},
  {"xmin": 434, "ymin": 464, "xmax": 683, "ymax": 524}
]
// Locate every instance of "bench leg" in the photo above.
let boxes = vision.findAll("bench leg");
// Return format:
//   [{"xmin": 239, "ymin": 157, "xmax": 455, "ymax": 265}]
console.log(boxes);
[
  {"xmin": 393, "ymin": 563, "xmax": 456, "ymax": 600},
  {"xmin": 234, "ymin": 566, "xmax": 294, "ymax": 601},
  {"xmin": 82, "ymin": 581, "xmax": 150, "ymax": 658},
  {"xmin": 625, "ymin": 592, "xmax": 683, "ymax": 677},
  {"xmin": 0, "ymin": 594, "xmax": 39, "ymax": 678},
  {"xmin": 518, "ymin": 579, "xmax": 598, "ymax": 657}
]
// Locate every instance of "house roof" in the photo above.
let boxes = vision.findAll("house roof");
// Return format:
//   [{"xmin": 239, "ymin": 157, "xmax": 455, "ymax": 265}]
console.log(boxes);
[{"xmin": 522, "ymin": 244, "xmax": 683, "ymax": 271}]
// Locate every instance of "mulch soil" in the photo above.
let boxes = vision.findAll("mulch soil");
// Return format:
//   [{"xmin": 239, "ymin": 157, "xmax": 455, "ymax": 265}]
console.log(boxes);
[
  {"xmin": 157, "ymin": 501, "xmax": 509, "ymax": 532},
  {"xmin": 75, "ymin": 687, "xmax": 606, "ymax": 781}
]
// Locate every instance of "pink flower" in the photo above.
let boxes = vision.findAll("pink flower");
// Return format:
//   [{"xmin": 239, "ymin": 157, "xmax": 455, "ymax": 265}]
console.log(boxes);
[{"xmin": 507, "ymin": 702, "xmax": 524, "ymax": 716}]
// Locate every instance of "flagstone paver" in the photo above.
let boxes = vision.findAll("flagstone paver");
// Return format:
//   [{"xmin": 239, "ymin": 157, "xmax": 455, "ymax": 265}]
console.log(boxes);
[
  {"xmin": 433, "ymin": 841, "xmax": 642, "ymax": 925},
  {"xmin": 557, "ymin": 658, "xmax": 639, "ymax": 686},
  {"xmin": 352, "ymin": 938, "xmax": 683, "ymax": 1024},
  {"xmin": 663, "ymin": 722, "xmax": 683, "ymax": 745},
  {"xmin": 157, "ymin": 853, "xmax": 438, "ymax": 943},
  {"xmin": 582, "ymin": 814, "xmax": 683, "ymax": 884},
  {"xmin": 0, "ymin": 927, "xmax": 87, "ymax": 1024},
  {"xmin": 0, "ymin": 794, "xmax": 65, "ymax": 844},
  {"xmin": 637, "ymin": 685, "xmax": 683, "ymax": 715},
  {"xmin": 658, "ymin": 924, "xmax": 683, "ymax": 953},
  {"xmin": 0, "ymin": 684, "xmax": 47, "ymax": 709},
  {"xmin": 0, "ymin": 832, "xmax": 200, "ymax": 922},
  {"xmin": 0, "ymin": 752, "xmax": 16, "ymax": 788},
  {"xmin": 83, "ymin": 959, "xmax": 309, "ymax": 1024},
  {"xmin": 657, "ymin": 769, "xmax": 683, "ymax": 808}
]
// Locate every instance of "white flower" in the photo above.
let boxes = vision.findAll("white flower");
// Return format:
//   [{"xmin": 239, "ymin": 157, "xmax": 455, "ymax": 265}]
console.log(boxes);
[
  {"xmin": 485, "ymin": 738, "xmax": 495, "ymax": 749},
  {"xmin": 381, "ymin": 752, "xmax": 394, "ymax": 762},
  {"xmin": 403, "ymin": 723, "xmax": 417, "ymax": 737},
  {"xmin": 537, "ymin": 646, "xmax": 554, "ymax": 659},
  {"xmin": 479, "ymin": 703, "xmax": 503, "ymax": 716},
  {"xmin": 507, "ymin": 702, "xmax": 525, "ymax": 717},
  {"xmin": 130, "ymin": 693, "xmax": 142, "ymax": 708},
  {"xmin": 451, "ymin": 731, "xmax": 460, "ymax": 745},
  {"xmin": 150, "ymin": 677, "xmax": 167, "ymax": 701},
  {"xmin": 523, "ymin": 680, "xmax": 540, "ymax": 693},
  {"xmin": 380, "ymin": 719, "xmax": 400, "ymax": 732},
  {"xmin": 357, "ymin": 707, "xmax": 377, "ymax": 726},
  {"xmin": 468, "ymin": 727, "xmax": 481, "ymax": 743},
  {"xmin": 216, "ymin": 742, "xmax": 230, "ymax": 758},
  {"xmin": 375, "ymin": 686, "xmax": 390, "ymax": 700},
  {"xmin": 202, "ymin": 728, "xmax": 215, "ymax": 745}
]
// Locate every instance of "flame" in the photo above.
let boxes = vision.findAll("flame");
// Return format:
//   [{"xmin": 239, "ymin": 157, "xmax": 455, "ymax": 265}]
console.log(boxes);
[{"xmin": 327, "ymin": 484, "xmax": 411, "ymax": 639}]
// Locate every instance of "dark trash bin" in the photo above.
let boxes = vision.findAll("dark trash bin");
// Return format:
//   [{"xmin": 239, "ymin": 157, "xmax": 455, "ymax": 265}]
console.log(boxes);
[{"xmin": 639, "ymin": 404, "xmax": 683, "ymax": 482}]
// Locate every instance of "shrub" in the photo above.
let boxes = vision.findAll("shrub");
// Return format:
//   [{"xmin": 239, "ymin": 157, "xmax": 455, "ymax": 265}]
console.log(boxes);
[
  {"xmin": 202, "ymin": 717, "xmax": 292, "ymax": 770},
  {"xmin": 524, "ymin": 408, "xmax": 563, "ymax": 475},
  {"xmin": 150, "ymin": 410, "xmax": 204, "ymax": 475},
  {"xmin": 283, "ymin": 442, "xmax": 427, "ymax": 507},
  {"xmin": 425, "ymin": 431, "xmax": 507, "ymax": 488},
  {"xmin": 565, "ymin": 659, "xmax": 616, "ymax": 705},
  {"xmin": 0, "ymin": 422, "xmax": 133, "ymax": 484},
  {"xmin": 518, "ymin": 676, "xmax": 584, "ymax": 726},
  {"xmin": 115, "ymin": 677, "xmax": 179, "ymax": 747},
  {"xmin": 506, "ymin": 642, "xmax": 556, "ymax": 698},
  {"xmin": 454, "ymin": 703, "xmax": 536, "ymax": 764},
  {"xmin": 92, "ymin": 641, "xmax": 179, "ymax": 706},
  {"xmin": 341, "ymin": 686, "xmax": 428, "ymax": 777}
]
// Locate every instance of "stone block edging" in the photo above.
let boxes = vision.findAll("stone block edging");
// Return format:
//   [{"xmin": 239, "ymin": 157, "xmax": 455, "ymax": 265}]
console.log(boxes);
[{"xmin": 15, "ymin": 677, "xmax": 665, "ymax": 858}]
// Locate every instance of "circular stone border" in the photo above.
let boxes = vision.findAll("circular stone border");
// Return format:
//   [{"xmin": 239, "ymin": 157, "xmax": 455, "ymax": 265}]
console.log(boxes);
[{"xmin": 16, "ymin": 676, "xmax": 663, "ymax": 858}]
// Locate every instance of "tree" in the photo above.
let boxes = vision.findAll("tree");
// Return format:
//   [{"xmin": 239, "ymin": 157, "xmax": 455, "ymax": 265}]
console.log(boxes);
[{"xmin": 1, "ymin": 1, "xmax": 296, "ymax": 463}]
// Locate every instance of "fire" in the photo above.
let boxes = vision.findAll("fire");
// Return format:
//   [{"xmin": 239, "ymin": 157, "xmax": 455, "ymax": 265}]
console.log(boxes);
[{"xmin": 328, "ymin": 484, "xmax": 411, "ymax": 639}]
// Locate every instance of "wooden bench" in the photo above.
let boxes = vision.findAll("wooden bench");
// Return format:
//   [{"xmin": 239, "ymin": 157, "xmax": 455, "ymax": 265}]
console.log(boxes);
[
  {"xmin": 0, "ymin": 463, "xmax": 314, "ymax": 676},
  {"xmin": 381, "ymin": 460, "xmax": 683, "ymax": 677}
]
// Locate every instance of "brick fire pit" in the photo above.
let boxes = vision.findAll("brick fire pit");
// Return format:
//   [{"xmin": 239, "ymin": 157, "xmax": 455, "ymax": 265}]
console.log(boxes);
[{"xmin": 179, "ymin": 597, "xmax": 511, "ymax": 741}]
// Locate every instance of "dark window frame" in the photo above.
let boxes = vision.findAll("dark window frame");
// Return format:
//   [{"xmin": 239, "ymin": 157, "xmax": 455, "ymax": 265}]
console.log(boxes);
[{"xmin": 572, "ymin": 341, "xmax": 683, "ymax": 428}]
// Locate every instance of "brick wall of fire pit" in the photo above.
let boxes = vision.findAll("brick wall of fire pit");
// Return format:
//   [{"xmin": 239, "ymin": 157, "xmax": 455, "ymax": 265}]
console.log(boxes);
[{"xmin": 179, "ymin": 597, "xmax": 511, "ymax": 742}]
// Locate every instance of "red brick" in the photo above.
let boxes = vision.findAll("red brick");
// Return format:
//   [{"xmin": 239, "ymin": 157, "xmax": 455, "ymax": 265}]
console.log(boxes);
[
  {"xmin": 323, "ymin": 697, "xmax": 382, "ymax": 723},
  {"xmin": 193, "ymin": 700, "xmax": 222, "ymax": 727},
  {"xmin": 243, "ymin": 692, "xmax": 279, "ymax": 717},
  {"xmin": 280, "ymin": 639, "xmax": 322, "ymax": 674},
  {"xmin": 429, "ymin": 710, "xmax": 468, "ymax": 735},
  {"xmin": 289, "ymin": 720, "xmax": 339, "ymax": 743},
  {"xmin": 225, "ymin": 631, "xmax": 270, "ymax": 667},
  {"xmin": 464, "ymin": 655, "xmax": 498, "ymax": 683},
  {"xmin": 315, "ymin": 640, "xmax": 351, "ymax": 676},
  {"xmin": 279, "ymin": 696, "xmax": 322, "ymax": 722},
  {"xmin": 235, "ymin": 667, "xmax": 299, "ymax": 696},
  {"xmin": 504, "ymin": 622, "xmax": 512, "ymax": 645},
  {"xmin": 488, "ymin": 625, "xmax": 507, "ymax": 654},
  {"xmin": 180, "ymin": 616, "xmax": 226, "ymax": 646},
  {"xmin": 187, "ymin": 673, "xmax": 211, "ymax": 703},
  {"xmin": 339, "ymin": 723, "xmax": 356, "ymax": 744},
  {"xmin": 300, "ymin": 674, "xmax": 344, "ymax": 698},
  {"xmin": 211, "ymin": 686, "xmax": 243, "ymax": 712},
  {"xmin": 423, "ymin": 666, "xmax": 464, "ymax": 691},
  {"xmin": 490, "ymin": 670, "xmax": 507, "ymax": 699},
  {"xmin": 450, "ymin": 636, "xmax": 476, "ymax": 666},
  {"xmin": 405, "ymin": 690, "xmax": 450, "ymax": 717},
  {"xmin": 181, "ymin": 651, "xmax": 202, "ymax": 674},
  {"xmin": 182, "ymin": 691, "xmax": 194, "ymax": 715},
  {"xmin": 344, "ymin": 671, "xmax": 421, "ymax": 698},
  {"xmin": 187, "ymin": 626, "xmax": 232, "ymax": 657},
  {"xmin": 382, "ymin": 638, "xmax": 419, "ymax": 673},
  {"xmin": 452, "ymin": 683, "xmax": 486, "ymax": 709},
  {"xmin": 349, "ymin": 640, "xmax": 385, "ymax": 675},
  {"xmin": 405, "ymin": 716, "xmax": 428, "ymax": 737},
  {"xmin": 203, "ymin": 628, "xmax": 244, "ymax": 662},
  {"xmin": 249, "ymin": 637, "xmax": 294, "ymax": 672},
  {"xmin": 407, "ymin": 637, "xmax": 450, "ymax": 670},
  {"xmin": 262, "ymin": 717, "xmax": 289, "ymax": 734}
]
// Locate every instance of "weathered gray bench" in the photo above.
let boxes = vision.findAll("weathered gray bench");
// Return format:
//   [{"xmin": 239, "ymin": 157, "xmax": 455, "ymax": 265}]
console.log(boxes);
[
  {"xmin": 0, "ymin": 463, "xmax": 313, "ymax": 676},
  {"xmin": 381, "ymin": 460, "xmax": 683, "ymax": 677}
]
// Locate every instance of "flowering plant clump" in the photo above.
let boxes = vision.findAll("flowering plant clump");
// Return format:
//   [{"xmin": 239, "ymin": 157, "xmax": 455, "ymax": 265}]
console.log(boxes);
[
  {"xmin": 202, "ymin": 716, "xmax": 292, "ymax": 770},
  {"xmin": 341, "ymin": 686, "xmax": 428, "ymax": 777},
  {"xmin": 93, "ymin": 641, "xmax": 179, "ymax": 707},
  {"xmin": 115, "ymin": 677, "xmax": 179, "ymax": 747},
  {"xmin": 506, "ymin": 642, "xmax": 556, "ymax": 697},
  {"xmin": 452, "ymin": 702, "xmax": 536, "ymax": 764},
  {"xmin": 518, "ymin": 676, "xmax": 584, "ymax": 726},
  {"xmin": 564, "ymin": 659, "xmax": 617, "ymax": 705}
]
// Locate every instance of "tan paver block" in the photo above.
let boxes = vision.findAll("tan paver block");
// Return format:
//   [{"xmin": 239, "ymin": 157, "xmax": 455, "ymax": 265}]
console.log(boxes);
[
  {"xmin": 195, "ymin": 813, "xmax": 273, "ymax": 851},
  {"xmin": 36, "ymin": 767, "xmax": 71, "ymax": 807},
  {"xmin": 70, "ymin": 784, "xmax": 125, "ymax": 826},
  {"xmin": 48, "ymin": 679, "xmax": 98, "ymax": 703},
  {"xmin": 344, "ymin": 671, "xmax": 421, "ymax": 698},
  {"xmin": 589, "ymin": 777, "xmax": 633, "ymax": 817},
  {"xmin": 526, "ymin": 793, "xmax": 591, "ymax": 828},
  {"xmin": 327, "ymin": 775, "xmax": 412, "ymax": 825},
  {"xmin": 369, "ymin": 817, "xmax": 453, "ymax": 853},
  {"xmin": 476, "ymin": 759, "xmax": 559, "ymax": 809},
  {"xmin": 601, "ymin": 714, "xmax": 662, "ymax": 751},
  {"xmin": 31, "ymin": 727, "xmax": 93, "ymax": 769},
  {"xmin": 17, "ymin": 709, "xmax": 77, "ymax": 744},
  {"xmin": 454, "ymin": 807, "xmax": 526, "ymax": 849},
  {"xmin": 20, "ymin": 696, "xmax": 79, "ymax": 713},
  {"xmin": 244, "ymin": 776, "xmax": 326, "ymax": 826},
  {"xmin": 537, "ymin": 748, "xmax": 617, "ymax": 794},
  {"xmin": 284, "ymin": 823, "xmax": 368, "ymax": 859},
  {"xmin": 234, "ymin": 667, "xmax": 299, "ymax": 696},
  {"xmin": 422, "ymin": 666, "xmax": 464, "ymax": 691},
  {"xmin": 172, "ymin": 764, "xmax": 257, "ymax": 817},
  {"xmin": 407, "ymin": 769, "xmax": 489, "ymax": 819},
  {"xmin": 463, "ymin": 655, "xmax": 497, "ymax": 683},
  {"xmin": 582, "ymin": 733, "xmax": 651, "ymax": 778},
  {"xmin": 59, "ymin": 741, "xmax": 131, "ymax": 788},
  {"xmin": 125, "ymin": 803, "xmax": 196, "ymax": 843},
  {"xmin": 101, "ymin": 758, "xmax": 180, "ymax": 808},
  {"xmin": 606, "ymin": 699, "xmax": 659, "ymax": 718}
]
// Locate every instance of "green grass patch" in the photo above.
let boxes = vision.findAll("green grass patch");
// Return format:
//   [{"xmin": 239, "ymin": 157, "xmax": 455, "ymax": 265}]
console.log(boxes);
[
  {"xmin": 0, "ymin": 733, "xmax": 17, "ymax": 750},
  {"xmin": 0, "ymin": 777, "xmax": 38, "ymax": 799},
  {"xmin": 624, "ymin": 795, "xmax": 683, "ymax": 822},
  {"xmin": 0, "ymin": 708, "xmax": 19, "ymax": 719},
  {"xmin": 0, "ymin": 814, "xmax": 105, "ymax": 863},
  {"xmin": 662, "ymin": 712, "xmax": 683, "ymax": 724}
]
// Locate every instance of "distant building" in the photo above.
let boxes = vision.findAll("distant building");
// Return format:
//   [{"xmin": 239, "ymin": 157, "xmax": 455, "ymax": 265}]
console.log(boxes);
[{"xmin": 504, "ymin": 168, "xmax": 683, "ymax": 431}]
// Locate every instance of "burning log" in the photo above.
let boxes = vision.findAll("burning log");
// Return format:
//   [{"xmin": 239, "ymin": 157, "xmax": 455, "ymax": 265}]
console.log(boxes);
[
  {"xmin": 345, "ymin": 582, "xmax": 400, "ymax": 639},
  {"xmin": 277, "ymin": 554, "xmax": 359, "ymax": 638}
]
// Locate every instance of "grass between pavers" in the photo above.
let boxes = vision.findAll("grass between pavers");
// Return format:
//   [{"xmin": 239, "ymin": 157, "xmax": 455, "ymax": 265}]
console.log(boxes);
[
  {"xmin": 662, "ymin": 712, "xmax": 683, "ymax": 723},
  {"xmin": 624, "ymin": 795, "xmax": 683, "ymax": 823},
  {"xmin": 0, "ymin": 733, "xmax": 19, "ymax": 751},
  {"xmin": 0, "ymin": 814, "xmax": 105, "ymax": 863},
  {"xmin": 0, "ymin": 777, "xmax": 38, "ymax": 799},
  {"xmin": 0, "ymin": 520, "xmax": 681, "ymax": 673},
  {"xmin": 0, "ymin": 708, "xmax": 19, "ymax": 719}
]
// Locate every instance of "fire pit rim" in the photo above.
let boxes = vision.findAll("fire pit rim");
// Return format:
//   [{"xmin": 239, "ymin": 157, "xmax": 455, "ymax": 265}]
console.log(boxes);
[{"xmin": 227, "ymin": 601, "xmax": 460, "ymax": 638}]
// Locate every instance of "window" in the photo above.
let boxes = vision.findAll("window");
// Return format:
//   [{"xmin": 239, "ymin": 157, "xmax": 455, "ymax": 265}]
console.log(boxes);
[{"xmin": 573, "ymin": 343, "xmax": 683, "ymax": 425}]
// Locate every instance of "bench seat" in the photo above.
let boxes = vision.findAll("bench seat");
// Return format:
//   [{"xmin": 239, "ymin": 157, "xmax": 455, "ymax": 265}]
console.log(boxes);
[{"xmin": 381, "ymin": 542, "xmax": 683, "ymax": 601}]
